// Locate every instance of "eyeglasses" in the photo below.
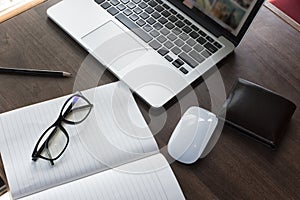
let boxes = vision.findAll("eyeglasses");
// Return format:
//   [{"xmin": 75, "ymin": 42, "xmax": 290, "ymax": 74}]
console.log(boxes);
[{"xmin": 32, "ymin": 92, "xmax": 93, "ymax": 165}]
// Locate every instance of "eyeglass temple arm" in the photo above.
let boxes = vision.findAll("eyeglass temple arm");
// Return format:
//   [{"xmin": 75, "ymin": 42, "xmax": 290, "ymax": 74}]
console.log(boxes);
[
  {"xmin": 45, "ymin": 147, "xmax": 54, "ymax": 166},
  {"xmin": 67, "ymin": 104, "xmax": 93, "ymax": 114}
]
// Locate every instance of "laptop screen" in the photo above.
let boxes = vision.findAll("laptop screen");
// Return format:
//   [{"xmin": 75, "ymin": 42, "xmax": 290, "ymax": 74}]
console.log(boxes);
[
  {"xmin": 182, "ymin": 0, "xmax": 257, "ymax": 36},
  {"xmin": 169, "ymin": 0, "xmax": 264, "ymax": 46}
]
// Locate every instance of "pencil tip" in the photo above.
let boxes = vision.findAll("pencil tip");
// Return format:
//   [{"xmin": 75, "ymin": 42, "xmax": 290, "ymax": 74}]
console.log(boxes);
[{"xmin": 63, "ymin": 72, "xmax": 72, "ymax": 77}]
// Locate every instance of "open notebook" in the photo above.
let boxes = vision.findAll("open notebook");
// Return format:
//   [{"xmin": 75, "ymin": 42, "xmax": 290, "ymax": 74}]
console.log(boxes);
[
  {"xmin": 0, "ymin": 82, "xmax": 185, "ymax": 200},
  {"xmin": 0, "ymin": 0, "xmax": 45, "ymax": 23}
]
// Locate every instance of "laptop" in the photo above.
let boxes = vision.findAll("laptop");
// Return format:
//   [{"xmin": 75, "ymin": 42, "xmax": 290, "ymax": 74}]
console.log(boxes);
[{"xmin": 47, "ymin": 0, "xmax": 264, "ymax": 108}]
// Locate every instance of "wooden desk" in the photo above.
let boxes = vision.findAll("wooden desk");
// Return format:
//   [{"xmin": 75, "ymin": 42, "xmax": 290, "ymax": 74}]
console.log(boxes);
[{"xmin": 0, "ymin": 1, "xmax": 299, "ymax": 199}]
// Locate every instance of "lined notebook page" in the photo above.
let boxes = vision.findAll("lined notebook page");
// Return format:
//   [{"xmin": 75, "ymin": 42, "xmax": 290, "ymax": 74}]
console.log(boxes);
[
  {"xmin": 20, "ymin": 154, "xmax": 185, "ymax": 200},
  {"xmin": 0, "ymin": 0, "xmax": 23, "ymax": 12},
  {"xmin": 0, "ymin": 82, "xmax": 158, "ymax": 199}
]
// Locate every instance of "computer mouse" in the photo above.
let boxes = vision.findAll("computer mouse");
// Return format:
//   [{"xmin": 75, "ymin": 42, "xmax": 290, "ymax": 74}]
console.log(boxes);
[{"xmin": 168, "ymin": 107, "xmax": 218, "ymax": 164}]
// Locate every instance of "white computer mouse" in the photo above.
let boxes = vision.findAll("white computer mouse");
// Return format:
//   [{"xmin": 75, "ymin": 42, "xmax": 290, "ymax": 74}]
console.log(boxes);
[{"xmin": 168, "ymin": 107, "xmax": 218, "ymax": 164}]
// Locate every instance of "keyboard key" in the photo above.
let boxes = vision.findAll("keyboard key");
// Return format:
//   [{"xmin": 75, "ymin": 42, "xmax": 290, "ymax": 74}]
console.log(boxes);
[
  {"xmin": 199, "ymin": 30, "xmax": 206, "ymax": 37},
  {"xmin": 143, "ymin": 25, "xmax": 153, "ymax": 32},
  {"xmin": 214, "ymin": 41, "xmax": 222, "ymax": 49},
  {"xmin": 171, "ymin": 46, "xmax": 181, "ymax": 55},
  {"xmin": 153, "ymin": 22, "xmax": 163, "ymax": 30},
  {"xmin": 162, "ymin": 3, "xmax": 170, "ymax": 9},
  {"xmin": 116, "ymin": 13, "xmax": 152, "ymax": 42},
  {"xmin": 152, "ymin": 12, "xmax": 161, "ymax": 19},
  {"xmin": 165, "ymin": 55, "xmax": 173, "ymax": 62},
  {"xmin": 165, "ymin": 22, "xmax": 175, "ymax": 29},
  {"xmin": 139, "ymin": 2, "xmax": 147, "ymax": 8},
  {"xmin": 189, "ymin": 31, "xmax": 199, "ymax": 39},
  {"xmin": 189, "ymin": 50, "xmax": 205, "ymax": 63},
  {"xmin": 123, "ymin": 9, "xmax": 133, "ymax": 16},
  {"xmin": 160, "ymin": 28, "xmax": 170, "ymax": 35},
  {"xmin": 191, "ymin": 25, "xmax": 199, "ymax": 31},
  {"xmin": 172, "ymin": 59, "xmax": 184, "ymax": 68},
  {"xmin": 194, "ymin": 44, "xmax": 204, "ymax": 52},
  {"xmin": 182, "ymin": 26, "xmax": 192, "ymax": 33},
  {"xmin": 184, "ymin": 19, "xmax": 191, "ymax": 25},
  {"xmin": 95, "ymin": 0, "xmax": 105, "ymax": 4},
  {"xmin": 176, "ymin": 59, "xmax": 184, "ymax": 65},
  {"xmin": 155, "ymin": 5, "xmax": 164, "ymax": 12},
  {"xmin": 172, "ymin": 27, "xmax": 182, "ymax": 35},
  {"xmin": 133, "ymin": 0, "xmax": 141, "ymax": 4},
  {"xmin": 182, "ymin": 44, "xmax": 192, "ymax": 53},
  {"xmin": 169, "ymin": 8, "xmax": 177, "ymax": 15},
  {"xmin": 179, "ymin": 52, "xmax": 198, "ymax": 68},
  {"xmin": 121, "ymin": 0, "xmax": 129, "ymax": 4},
  {"xmin": 158, "ymin": 17, "xmax": 167, "ymax": 24},
  {"xmin": 156, "ymin": 0, "xmax": 163, "ymax": 4},
  {"xmin": 180, "ymin": 67, "xmax": 188, "ymax": 74},
  {"xmin": 150, "ymin": 30, "xmax": 159, "ymax": 37},
  {"xmin": 201, "ymin": 49, "xmax": 211, "ymax": 58},
  {"xmin": 101, "ymin": 2, "xmax": 111, "ymax": 9},
  {"xmin": 167, "ymin": 33, "xmax": 177, "ymax": 41},
  {"xmin": 177, "ymin": 14, "xmax": 184, "ymax": 20},
  {"xmin": 117, "ymin": 4, "xmax": 126, "ymax": 10},
  {"xmin": 172, "ymin": 61, "xmax": 180, "ymax": 68},
  {"xmin": 168, "ymin": 15, "xmax": 177, "ymax": 23},
  {"xmin": 140, "ymin": 12, "xmax": 149, "ymax": 19},
  {"xmin": 174, "ymin": 39, "xmax": 184, "ymax": 47},
  {"xmin": 145, "ymin": 7, "xmax": 154, "ymax": 14},
  {"xmin": 162, "ymin": 10, "xmax": 171, "ymax": 17},
  {"xmin": 158, "ymin": 48, "xmax": 169, "ymax": 56},
  {"xmin": 107, "ymin": 7, "xmax": 119, "ymax": 15},
  {"xmin": 149, "ymin": 0, "xmax": 157, "ymax": 7},
  {"xmin": 204, "ymin": 42, "xmax": 217, "ymax": 53},
  {"xmin": 175, "ymin": 21, "xmax": 184, "ymax": 28},
  {"xmin": 157, "ymin": 35, "xmax": 167, "ymax": 43},
  {"xmin": 172, "ymin": 61, "xmax": 181, "ymax": 68},
  {"xmin": 146, "ymin": 17, "xmax": 155, "ymax": 24},
  {"xmin": 206, "ymin": 35, "xmax": 214, "ymax": 43},
  {"xmin": 196, "ymin": 36, "xmax": 206, "ymax": 45},
  {"xmin": 164, "ymin": 41, "xmax": 174, "ymax": 48},
  {"xmin": 110, "ymin": 0, "xmax": 120, "ymax": 6},
  {"xmin": 129, "ymin": 14, "xmax": 139, "ymax": 21},
  {"xmin": 133, "ymin": 7, "xmax": 142, "ymax": 14},
  {"xmin": 179, "ymin": 33, "xmax": 189, "ymax": 41},
  {"xmin": 127, "ymin": 2, "xmax": 136, "ymax": 9},
  {"xmin": 136, "ymin": 19, "xmax": 146, "ymax": 26},
  {"xmin": 186, "ymin": 38, "xmax": 196, "ymax": 46},
  {"xmin": 149, "ymin": 40, "xmax": 161, "ymax": 50}
]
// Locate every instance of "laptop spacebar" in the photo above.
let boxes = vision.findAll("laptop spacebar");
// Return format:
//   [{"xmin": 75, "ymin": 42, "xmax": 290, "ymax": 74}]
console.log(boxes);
[{"xmin": 115, "ymin": 13, "xmax": 152, "ymax": 43}]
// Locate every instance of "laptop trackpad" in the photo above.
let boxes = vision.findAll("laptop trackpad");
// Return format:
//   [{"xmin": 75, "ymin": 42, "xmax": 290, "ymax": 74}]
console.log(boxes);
[{"xmin": 82, "ymin": 21, "xmax": 147, "ymax": 70}]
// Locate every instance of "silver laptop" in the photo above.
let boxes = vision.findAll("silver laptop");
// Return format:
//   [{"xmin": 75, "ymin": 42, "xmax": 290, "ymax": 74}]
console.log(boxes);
[{"xmin": 47, "ymin": 0, "xmax": 264, "ymax": 108}]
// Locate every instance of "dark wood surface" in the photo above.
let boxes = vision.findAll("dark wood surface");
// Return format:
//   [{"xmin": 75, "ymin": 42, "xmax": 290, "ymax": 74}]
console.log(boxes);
[{"xmin": 0, "ymin": 0, "xmax": 299, "ymax": 199}]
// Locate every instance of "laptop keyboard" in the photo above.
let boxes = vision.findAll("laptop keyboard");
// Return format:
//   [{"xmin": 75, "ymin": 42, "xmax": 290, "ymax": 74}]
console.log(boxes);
[{"xmin": 94, "ymin": 0, "xmax": 223, "ymax": 75}]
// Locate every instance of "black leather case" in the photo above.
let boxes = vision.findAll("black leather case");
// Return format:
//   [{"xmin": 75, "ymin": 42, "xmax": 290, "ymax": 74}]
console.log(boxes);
[{"xmin": 220, "ymin": 78, "xmax": 296, "ymax": 149}]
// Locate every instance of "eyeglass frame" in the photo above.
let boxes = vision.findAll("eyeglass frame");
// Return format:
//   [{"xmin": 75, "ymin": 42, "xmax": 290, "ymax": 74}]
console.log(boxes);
[{"xmin": 31, "ymin": 92, "xmax": 93, "ymax": 165}]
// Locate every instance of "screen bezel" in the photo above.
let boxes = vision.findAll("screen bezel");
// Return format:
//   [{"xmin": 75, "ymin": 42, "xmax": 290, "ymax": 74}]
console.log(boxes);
[{"xmin": 167, "ymin": 0, "xmax": 265, "ymax": 46}]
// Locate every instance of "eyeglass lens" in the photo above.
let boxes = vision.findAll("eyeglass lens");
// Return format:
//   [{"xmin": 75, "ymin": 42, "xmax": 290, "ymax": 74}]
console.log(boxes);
[
  {"xmin": 61, "ymin": 95, "xmax": 92, "ymax": 124},
  {"xmin": 37, "ymin": 126, "xmax": 68, "ymax": 161}
]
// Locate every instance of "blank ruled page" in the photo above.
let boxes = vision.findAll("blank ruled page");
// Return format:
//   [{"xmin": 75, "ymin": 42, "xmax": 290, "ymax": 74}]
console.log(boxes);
[
  {"xmin": 0, "ymin": 82, "xmax": 158, "ymax": 199},
  {"xmin": 20, "ymin": 154, "xmax": 185, "ymax": 200}
]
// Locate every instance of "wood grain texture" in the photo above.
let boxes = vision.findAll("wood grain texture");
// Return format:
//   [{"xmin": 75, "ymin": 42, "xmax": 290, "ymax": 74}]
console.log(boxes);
[{"xmin": 0, "ymin": 0, "xmax": 299, "ymax": 199}]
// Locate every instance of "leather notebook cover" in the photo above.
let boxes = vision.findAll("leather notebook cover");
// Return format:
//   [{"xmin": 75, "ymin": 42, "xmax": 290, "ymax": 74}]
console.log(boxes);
[{"xmin": 221, "ymin": 78, "xmax": 296, "ymax": 149}]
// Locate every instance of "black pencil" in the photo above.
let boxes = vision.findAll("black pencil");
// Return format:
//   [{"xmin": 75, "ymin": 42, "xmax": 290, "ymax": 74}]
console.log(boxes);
[{"xmin": 0, "ymin": 67, "xmax": 72, "ymax": 78}]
